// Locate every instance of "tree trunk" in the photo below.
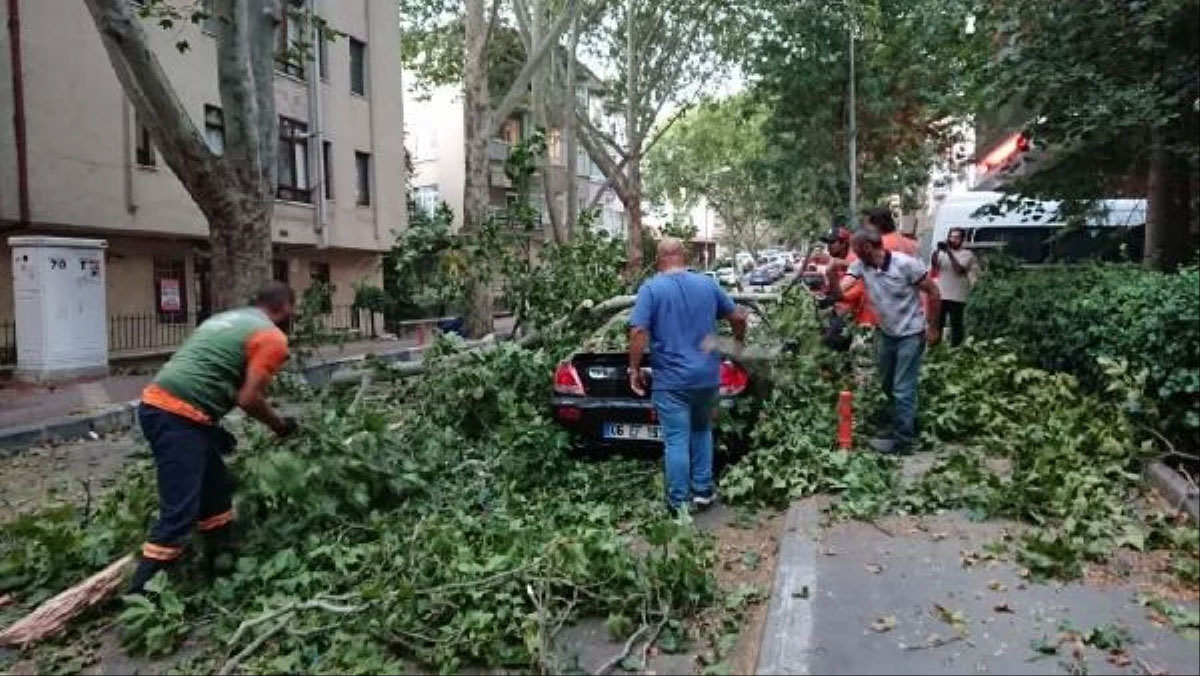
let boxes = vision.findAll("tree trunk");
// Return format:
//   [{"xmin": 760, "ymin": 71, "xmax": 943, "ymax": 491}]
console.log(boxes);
[
  {"xmin": 624, "ymin": 151, "xmax": 644, "ymax": 276},
  {"xmin": 206, "ymin": 195, "xmax": 273, "ymax": 309},
  {"xmin": 564, "ymin": 14, "xmax": 580, "ymax": 237},
  {"xmin": 463, "ymin": 0, "xmax": 495, "ymax": 337},
  {"xmin": 623, "ymin": 0, "xmax": 643, "ymax": 278},
  {"xmin": 531, "ymin": 0, "xmax": 565, "ymax": 244},
  {"xmin": 85, "ymin": 0, "xmax": 277, "ymax": 313},
  {"xmin": 1145, "ymin": 126, "xmax": 1197, "ymax": 272}
]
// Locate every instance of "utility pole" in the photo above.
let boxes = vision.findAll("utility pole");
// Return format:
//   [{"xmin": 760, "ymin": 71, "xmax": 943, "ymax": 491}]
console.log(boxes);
[{"xmin": 847, "ymin": 7, "xmax": 857, "ymax": 226}]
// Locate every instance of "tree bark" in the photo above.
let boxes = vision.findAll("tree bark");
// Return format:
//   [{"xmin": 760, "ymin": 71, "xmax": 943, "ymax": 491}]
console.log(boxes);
[
  {"xmin": 564, "ymin": 14, "xmax": 580, "ymax": 236},
  {"xmin": 623, "ymin": 0, "xmax": 644, "ymax": 278},
  {"xmin": 531, "ymin": 0, "xmax": 565, "ymax": 244},
  {"xmin": 463, "ymin": 0, "xmax": 495, "ymax": 337},
  {"xmin": 1144, "ymin": 125, "xmax": 1196, "ymax": 272}
]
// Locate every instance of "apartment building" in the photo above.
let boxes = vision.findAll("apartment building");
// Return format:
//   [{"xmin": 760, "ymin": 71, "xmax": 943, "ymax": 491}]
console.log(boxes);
[
  {"xmin": 405, "ymin": 70, "xmax": 625, "ymax": 240},
  {"xmin": 0, "ymin": 0, "xmax": 405, "ymax": 354}
]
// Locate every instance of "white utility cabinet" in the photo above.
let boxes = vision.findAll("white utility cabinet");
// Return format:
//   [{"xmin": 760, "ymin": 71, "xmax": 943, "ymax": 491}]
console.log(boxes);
[{"xmin": 9, "ymin": 236, "xmax": 109, "ymax": 383}]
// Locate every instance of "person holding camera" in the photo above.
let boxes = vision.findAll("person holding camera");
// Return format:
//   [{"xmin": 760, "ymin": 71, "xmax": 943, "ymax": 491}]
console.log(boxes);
[
  {"xmin": 931, "ymin": 227, "xmax": 979, "ymax": 347},
  {"xmin": 130, "ymin": 282, "xmax": 298, "ymax": 593}
]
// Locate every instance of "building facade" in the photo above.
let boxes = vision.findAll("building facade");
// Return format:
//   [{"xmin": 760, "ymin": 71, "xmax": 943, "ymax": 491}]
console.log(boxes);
[
  {"xmin": 0, "ymin": 0, "xmax": 406, "ymax": 356},
  {"xmin": 404, "ymin": 75, "xmax": 625, "ymax": 241}
]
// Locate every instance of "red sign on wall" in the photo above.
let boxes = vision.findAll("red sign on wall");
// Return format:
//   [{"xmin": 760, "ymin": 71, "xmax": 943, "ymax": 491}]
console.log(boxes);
[{"xmin": 160, "ymin": 279, "xmax": 182, "ymax": 312}]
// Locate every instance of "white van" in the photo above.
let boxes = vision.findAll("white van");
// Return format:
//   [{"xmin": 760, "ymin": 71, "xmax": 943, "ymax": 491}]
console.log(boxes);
[{"xmin": 919, "ymin": 191, "xmax": 1146, "ymax": 265}]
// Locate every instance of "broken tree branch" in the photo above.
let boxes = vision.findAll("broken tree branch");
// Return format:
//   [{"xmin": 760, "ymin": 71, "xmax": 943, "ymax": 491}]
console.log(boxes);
[
  {"xmin": 592, "ymin": 623, "xmax": 651, "ymax": 676},
  {"xmin": 0, "ymin": 554, "xmax": 135, "ymax": 647}
]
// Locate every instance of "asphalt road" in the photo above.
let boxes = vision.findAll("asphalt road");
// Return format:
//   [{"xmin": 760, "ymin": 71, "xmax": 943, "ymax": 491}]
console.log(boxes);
[{"xmin": 759, "ymin": 498, "xmax": 1200, "ymax": 676}]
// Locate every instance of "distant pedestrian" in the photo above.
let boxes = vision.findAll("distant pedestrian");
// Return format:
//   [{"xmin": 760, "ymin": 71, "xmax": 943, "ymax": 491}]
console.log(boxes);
[
  {"xmin": 826, "ymin": 229, "xmax": 942, "ymax": 455},
  {"xmin": 629, "ymin": 238, "xmax": 748, "ymax": 514},
  {"xmin": 930, "ymin": 227, "xmax": 979, "ymax": 347},
  {"xmin": 130, "ymin": 282, "xmax": 298, "ymax": 593}
]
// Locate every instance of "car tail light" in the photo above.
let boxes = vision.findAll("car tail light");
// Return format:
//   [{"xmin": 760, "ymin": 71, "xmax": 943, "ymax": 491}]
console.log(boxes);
[
  {"xmin": 553, "ymin": 362, "xmax": 585, "ymax": 396},
  {"xmin": 719, "ymin": 360, "xmax": 749, "ymax": 396}
]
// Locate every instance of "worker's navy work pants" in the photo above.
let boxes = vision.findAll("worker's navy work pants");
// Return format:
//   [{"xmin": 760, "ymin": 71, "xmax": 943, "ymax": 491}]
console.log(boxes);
[{"xmin": 130, "ymin": 404, "xmax": 235, "ymax": 591}]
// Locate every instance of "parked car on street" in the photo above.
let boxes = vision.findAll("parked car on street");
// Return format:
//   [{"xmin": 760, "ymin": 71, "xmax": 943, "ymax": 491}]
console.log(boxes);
[
  {"xmin": 550, "ymin": 305, "xmax": 773, "ymax": 454},
  {"xmin": 748, "ymin": 266, "xmax": 775, "ymax": 287},
  {"xmin": 716, "ymin": 267, "xmax": 739, "ymax": 287}
]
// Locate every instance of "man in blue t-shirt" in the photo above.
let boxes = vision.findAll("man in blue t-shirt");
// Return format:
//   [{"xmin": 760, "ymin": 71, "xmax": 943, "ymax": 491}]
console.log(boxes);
[{"xmin": 629, "ymin": 238, "xmax": 748, "ymax": 513}]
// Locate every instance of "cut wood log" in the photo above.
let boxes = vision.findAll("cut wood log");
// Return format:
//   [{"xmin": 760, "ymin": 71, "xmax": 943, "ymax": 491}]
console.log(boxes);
[{"xmin": 0, "ymin": 554, "xmax": 134, "ymax": 647}]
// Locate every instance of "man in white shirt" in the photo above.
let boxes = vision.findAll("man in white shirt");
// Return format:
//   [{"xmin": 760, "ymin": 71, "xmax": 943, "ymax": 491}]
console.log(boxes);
[
  {"xmin": 930, "ymin": 228, "xmax": 979, "ymax": 347},
  {"xmin": 826, "ymin": 228, "xmax": 942, "ymax": 455}
]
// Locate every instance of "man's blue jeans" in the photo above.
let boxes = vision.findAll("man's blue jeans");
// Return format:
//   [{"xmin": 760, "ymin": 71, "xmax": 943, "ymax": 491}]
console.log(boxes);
[
  {"xmin": 875, "ymin": 331, "xmax": 925, "ymax": 451},
  {"xmin": 651, "ymin": 388, "xmax": 718, "ymax": 509}
]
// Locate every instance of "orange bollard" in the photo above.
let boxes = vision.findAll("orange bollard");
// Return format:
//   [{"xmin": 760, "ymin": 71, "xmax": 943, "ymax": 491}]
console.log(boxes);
[{"xmin": 837, "ymin": 390, "xmax": 854, "ymax": 451}]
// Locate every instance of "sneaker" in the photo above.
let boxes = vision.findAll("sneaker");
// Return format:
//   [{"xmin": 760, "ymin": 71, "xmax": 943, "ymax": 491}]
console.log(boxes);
[{"xmin": 692, "ymin": 492, "xmax": 717, "ymax": 508}]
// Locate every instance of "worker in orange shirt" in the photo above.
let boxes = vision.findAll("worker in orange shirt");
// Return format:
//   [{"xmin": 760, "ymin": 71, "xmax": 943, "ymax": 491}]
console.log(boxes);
[
  {"xmin": 863, "ymin": 207, "xmax": 917, "ymax": 256},
  {"xmin": 819, "ymin": 225, "xmax": 872, "ymax": 325}
]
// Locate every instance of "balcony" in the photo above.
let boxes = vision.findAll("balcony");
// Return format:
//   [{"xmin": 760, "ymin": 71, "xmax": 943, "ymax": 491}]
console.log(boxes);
[
  {"xmin": 489, "ymin": 139, "xmax": 510, "ymax": 162},
  {"xmin": 490, "ymin": 166, "xmax": 513, "ymax": 189}
]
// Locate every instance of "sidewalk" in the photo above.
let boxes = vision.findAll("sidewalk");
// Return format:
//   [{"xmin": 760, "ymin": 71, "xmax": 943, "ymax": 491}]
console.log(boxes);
[
  {"xmin": 0, "ymin": 315, "xmax": 517, "ymax": 433},
  {"xmin": 758, "ymin": 495, "xmax": 1200, "ymax": 675}
]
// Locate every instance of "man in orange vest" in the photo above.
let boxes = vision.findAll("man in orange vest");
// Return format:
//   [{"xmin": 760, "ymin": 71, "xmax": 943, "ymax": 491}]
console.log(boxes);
[{"xmin": 864, "ymin": 206, "xmax": 917, "ymax": 256}]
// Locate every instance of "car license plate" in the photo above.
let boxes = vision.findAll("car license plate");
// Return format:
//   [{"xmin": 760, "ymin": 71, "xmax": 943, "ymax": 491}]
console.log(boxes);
[{"xmin": 603, "ymin": 422, "xmax": 661, "ymax": 441}]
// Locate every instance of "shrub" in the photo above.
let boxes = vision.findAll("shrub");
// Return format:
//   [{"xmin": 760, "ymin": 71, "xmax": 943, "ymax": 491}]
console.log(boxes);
[{"xmin": 967, "ymin": 264, "xmax": 1200, "ymax": 450}]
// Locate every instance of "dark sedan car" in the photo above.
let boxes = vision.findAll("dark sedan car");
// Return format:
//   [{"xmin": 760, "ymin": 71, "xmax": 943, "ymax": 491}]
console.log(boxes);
[
  {"xmin": 550, "ymin": 304, "xmax": 774, "ymax": 454},
  {"xmin": 551, "ymin": 354, "xmax": 751, "ymax": 451}
]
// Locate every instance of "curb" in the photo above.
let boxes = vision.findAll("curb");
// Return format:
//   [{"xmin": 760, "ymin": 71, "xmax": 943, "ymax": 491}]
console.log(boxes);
[
  {"xmin": 1146, "ymin": 460, "xmax": 1199, "ymax": 523},
  {"xmin": 755, "ymin": 500, "xmax": 819, "ymax": 676},
  {"xmin": 0, "ymin": 336, "xmax": 503, "ymax": 454},
  {"xmin": 0, "ymin": 400, "xmax": 139, "ymax": 457}
]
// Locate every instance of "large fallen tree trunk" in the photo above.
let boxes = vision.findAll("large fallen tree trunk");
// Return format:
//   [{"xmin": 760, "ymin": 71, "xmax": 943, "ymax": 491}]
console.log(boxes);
[
  {"xmin": 0, "ymin": 554, "xmax": 134, "ymax": 647},
  {"xmin": 329, "ymin": 293, "xmax": 782, "ymax": 387}
]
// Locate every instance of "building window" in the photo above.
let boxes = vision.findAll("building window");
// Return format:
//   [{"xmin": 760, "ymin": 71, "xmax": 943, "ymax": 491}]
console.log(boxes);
[
  {"xmin": 322, "ymin": 141, "xmax": 333, "ymax": 200},
  {"xmin": 272, "ymin": 258, "xmax": 290, "ymax": 284},
  {"xmin": 204, "ymin": 105, "xmax": 224, "ymax": 155},
  {"xmin": 276, "ymin": 2, "xmax": 305, "ymax": 79},
  {"xmin": 576, "ymin": 147, "xmax": 590, "ymax": 177},
  {"xmin": 309, "ymin": 261, "xmax": 332, "ymax": 313},
  {"xmin": 413, "ymin": 185, "xmax": 439, "ymax": 216},
  {"xmin": 154, "ymin": 257, "xmax": 188, "ymax": 324},
  {"xmin": 135, "ymin": 113, "xmax": 155, "ymax": 167},
  {"xmin": 200, "ymin": 0, "xmax": 219, "ymax": 33},
  {"xmin": 349, "ymin": 37, "xmax": 367, "ymax": 95},
  {"xmin": 278, "ymin": 117, "xmax": 311, "ymax": 203},
  {"xmin": 318, "ymin": 33, "xmax": 329, "ymax": 80},
  {"xmin": 499, "ymin": 117, "xmax": 521, "ymax": 144},
  {"xmin": 548, "ymin": 129, "xmax": 563, "ymax": 165},
  {"xmin": 355, "ymin": 151, "xmax": 371, "ymax": 206}
]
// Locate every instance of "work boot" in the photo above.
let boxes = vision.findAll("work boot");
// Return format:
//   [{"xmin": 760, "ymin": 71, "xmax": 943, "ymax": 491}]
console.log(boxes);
[
  {"xmin": 128, "ymin": 557, "xmax": 169, "ymax": 595},
  {"xmin": 199, "ymin": 527, "xmax": 237, "ymax": 580}
]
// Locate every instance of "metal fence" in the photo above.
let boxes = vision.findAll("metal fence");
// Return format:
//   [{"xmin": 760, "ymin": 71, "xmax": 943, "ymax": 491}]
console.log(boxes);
[
  {"xmin": 1, "ymin": 320, "xmax": 14, "ymax": 366},
  {"xmin": 0, "ymin": 306, "xmax": 385, "ymax": 366}
]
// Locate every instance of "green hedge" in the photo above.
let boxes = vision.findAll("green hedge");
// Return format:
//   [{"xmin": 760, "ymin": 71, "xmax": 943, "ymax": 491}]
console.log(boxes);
[{"xmin": 967, "ymin": 264, "xmax": 1200, "ymax": 449}]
